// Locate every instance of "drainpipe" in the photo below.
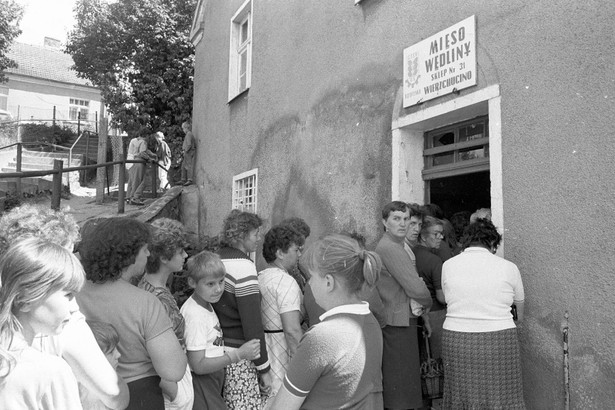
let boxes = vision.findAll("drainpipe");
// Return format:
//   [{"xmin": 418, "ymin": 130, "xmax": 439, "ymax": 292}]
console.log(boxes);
[{"xmin": 563, "ymin": 311, "xmax": 570, "ymax": 410}]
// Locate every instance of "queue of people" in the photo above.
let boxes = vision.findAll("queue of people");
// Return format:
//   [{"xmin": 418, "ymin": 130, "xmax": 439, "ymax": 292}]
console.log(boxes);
[{"xmin": 0, "ymin": 201, "xmax": 525, "ymax": 410}]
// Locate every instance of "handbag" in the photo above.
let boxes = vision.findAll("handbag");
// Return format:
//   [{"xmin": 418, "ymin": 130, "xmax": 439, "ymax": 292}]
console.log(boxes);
[{"xmin": 420, "ymin": 332, "xmax": 444, "ymax": 399}]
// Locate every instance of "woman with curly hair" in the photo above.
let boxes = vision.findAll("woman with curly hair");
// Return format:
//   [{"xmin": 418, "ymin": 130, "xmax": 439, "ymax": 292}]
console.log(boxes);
[
  {"xmin": 259, "ymin": 225, "xmax": 305, "ymax": 402},
  {"xmin": 267, "ymin": 234, "xmax": 384, "ymax": 409},
  {"xmin": 137, "ymin": 218, "xmax": 193, "ymax": 410},
  {"xmin": 77, "ymin": 217, "xmax": 187, "ymax": 410},
  {"xmin": 0, "ymin": 238, "xmax": 84, "ymax": 409},
  {"xmin": 0, "ymin": 205, "xmax": 129, "ymax": 410},
  {"xmin": 441, "ymin": 218, "xmax": 525, "ymax": 409},
  {"xmin": 213, "ymin": 209, "xmax": 272, "ymax": 409}
]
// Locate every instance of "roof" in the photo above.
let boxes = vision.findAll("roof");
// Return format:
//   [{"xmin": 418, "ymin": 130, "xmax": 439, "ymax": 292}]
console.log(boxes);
[{"xmin": 5, "ymin": 42, "xmax": 93, "ymax": 87}]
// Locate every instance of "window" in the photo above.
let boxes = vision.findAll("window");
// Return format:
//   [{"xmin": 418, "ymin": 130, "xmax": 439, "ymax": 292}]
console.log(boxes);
[
  {"xmin": 423, "ymin": 116, "xmax": 489, "ymax": 180},
  {"xmin": 69, "ymin": 98, "xmax": 90, "ymax": 120},
  {"xmin": 232, "ymin": 168, "xmax": 258, "ymax": 213},
  {"xmin": 228, "ymin": 0, "xmax": 252, "ymax": 100},
  {"xmin": 0, "ymin": 86, "xmax": 8, "ymax": 111}
]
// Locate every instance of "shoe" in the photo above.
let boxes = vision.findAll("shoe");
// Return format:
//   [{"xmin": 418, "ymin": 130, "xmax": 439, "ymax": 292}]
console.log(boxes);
[
  {"xmin": 183, "ymin": 180, "xmax": 193, "ymax": 186},
  {"xmin": 130, "ymin": 199, "xmax": 145, "ymax": 206}
]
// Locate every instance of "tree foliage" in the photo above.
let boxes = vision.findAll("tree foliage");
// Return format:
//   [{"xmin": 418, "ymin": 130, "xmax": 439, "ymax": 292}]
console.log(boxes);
[
  {"xmin": 66, "ymin": 0, "xmax": 196, "ymax": 158},
  {"xmin": 0, "ymin": 0, "xmax": 23, "ymax": 83}
]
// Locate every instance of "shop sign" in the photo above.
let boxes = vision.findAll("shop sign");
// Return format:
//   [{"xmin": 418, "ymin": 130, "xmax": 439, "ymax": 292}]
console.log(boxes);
[{"xmin": 403, "ymin": 15, "xmax": 476, "ymax": 108}]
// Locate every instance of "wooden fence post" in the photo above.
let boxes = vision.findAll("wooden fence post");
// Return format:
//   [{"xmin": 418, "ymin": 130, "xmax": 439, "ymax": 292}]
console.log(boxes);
[
  {"xmin": 51, "ymin": 159, "xmax": 63, "ymax": 210},
  {"xmin": 15, "ymin": 143, "xmax": 22, "ymax": 197},
  {"xmin": 96, "ymin": 117, "xmax": 108, "ymax": 204},
  {"xmin": 118, "ymin": 160, "xmax": 125, "ymax": 214}
]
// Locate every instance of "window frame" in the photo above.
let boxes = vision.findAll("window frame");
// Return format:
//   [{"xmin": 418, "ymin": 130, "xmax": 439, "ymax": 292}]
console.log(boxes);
[
  {"xmin": 422, "ymin": 115, "xmax": 490, "ymax": 180},
  {"xmin": 228, "ymin": 0, "xmax": 253, "ymax": 101},
  {"xmin": 69, "ymin": 98, "xmax": 90, "ymax": 121},
  {"xmin": 232, "ymin": 168, "xmax": 258, "ymax": 213}
]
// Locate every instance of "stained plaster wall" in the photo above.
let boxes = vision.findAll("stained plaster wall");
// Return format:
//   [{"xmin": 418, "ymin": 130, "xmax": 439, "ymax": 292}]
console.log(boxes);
[{"xmin": 191, "ymin": 0, "xmax": 615, "ymax": 408}]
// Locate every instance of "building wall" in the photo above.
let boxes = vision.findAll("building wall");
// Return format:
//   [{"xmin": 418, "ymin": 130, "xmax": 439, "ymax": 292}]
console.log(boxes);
[
  {"xmin": 192, "ymin": 1, "xmax": 615, "ymax": 408},
  {"xmin": 6, "ymin": 75, "xmax": 102, "ymax": 122}
]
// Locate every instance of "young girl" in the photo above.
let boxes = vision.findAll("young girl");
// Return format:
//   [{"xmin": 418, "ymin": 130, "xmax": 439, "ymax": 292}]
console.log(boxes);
[
  {"xmin": 0, "ymin": 238, "xmax": 85, "ymax": 409},
  {"xmin": 267, "ymin": 234, "xmax": 384, "ymax": 410}
]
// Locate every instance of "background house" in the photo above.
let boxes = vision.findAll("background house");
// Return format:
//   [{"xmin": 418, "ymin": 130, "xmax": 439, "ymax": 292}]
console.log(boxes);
[
  {"xmin": 189, "ymin": 1, "xmax": 615, "ymax": 408},
  {"xmin": 3, "ymin": 41, "xmax": 102, "ymax": 127}
]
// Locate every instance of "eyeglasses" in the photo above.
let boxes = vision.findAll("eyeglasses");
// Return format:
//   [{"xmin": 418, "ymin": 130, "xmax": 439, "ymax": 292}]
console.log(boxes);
[{"xmin": 429, "ymin": 231, "xmax": 444, "ymax": 239}]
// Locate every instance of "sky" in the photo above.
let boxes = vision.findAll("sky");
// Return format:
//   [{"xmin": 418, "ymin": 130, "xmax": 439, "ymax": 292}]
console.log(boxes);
[{"xmin": 15, "ymin": 0, "xmax": 78, "ymax": 46}]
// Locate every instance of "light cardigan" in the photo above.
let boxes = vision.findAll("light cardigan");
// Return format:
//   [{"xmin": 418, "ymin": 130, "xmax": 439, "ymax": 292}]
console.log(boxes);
[
  {"xmin": 375, "ymin": 232, "xmax": 432, "ymax": 326},
  {"xmin": 442, "ymin": 247, "xmax": 524, "ymax": 332}
]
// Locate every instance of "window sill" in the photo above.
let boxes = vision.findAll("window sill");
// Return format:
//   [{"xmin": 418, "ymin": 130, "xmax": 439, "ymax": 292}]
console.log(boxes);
[{"xmin": 228, "ymin": 87, "xmax": 249, "ymax": 105}]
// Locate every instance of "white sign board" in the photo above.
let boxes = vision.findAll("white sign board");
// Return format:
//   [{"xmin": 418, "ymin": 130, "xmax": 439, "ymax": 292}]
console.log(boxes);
[{"xmin": 403, "ymin": 16, "xmax": 476, "ymax": 108}]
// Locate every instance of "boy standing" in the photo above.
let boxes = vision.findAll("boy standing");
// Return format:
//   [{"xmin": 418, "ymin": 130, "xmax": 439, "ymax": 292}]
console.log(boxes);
[
  {"xmin": 181, "ymin": 251, "xmax": 260, "ymax": 410},
  {"xmin": 180, "ymin": 120, "xmax": 196, "ymax": 186}
]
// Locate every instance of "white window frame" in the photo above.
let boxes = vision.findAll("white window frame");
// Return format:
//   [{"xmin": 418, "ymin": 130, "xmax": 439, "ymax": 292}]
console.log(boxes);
[
  {"xmin": 228, "ymin": 0, "xmax": 252, "ymax": 101},
  {"xmin": 69, "ymin": 98, "xmax": 90, "ymax": 121},
  {"xmin": 232, "ymin": 168, "xmax": 258, "ymax": 213}
]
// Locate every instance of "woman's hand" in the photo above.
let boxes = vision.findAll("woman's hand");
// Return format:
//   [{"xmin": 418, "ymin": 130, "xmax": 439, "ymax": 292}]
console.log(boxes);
[{"xmin": 237, "ymin": 339, "xmax": 261, "ymax": 361}]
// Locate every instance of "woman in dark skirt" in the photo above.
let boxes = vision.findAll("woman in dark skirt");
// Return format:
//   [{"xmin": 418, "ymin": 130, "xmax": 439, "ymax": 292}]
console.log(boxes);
[{"xmin": 441, "ymin": 218, "xmax": 526, "ymax": 409}]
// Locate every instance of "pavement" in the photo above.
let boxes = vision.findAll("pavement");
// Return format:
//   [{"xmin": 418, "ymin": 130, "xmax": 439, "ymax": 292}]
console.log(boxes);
[{"xmin": 58, "ymin": 185, "xmax": 160, "ymax": 225}]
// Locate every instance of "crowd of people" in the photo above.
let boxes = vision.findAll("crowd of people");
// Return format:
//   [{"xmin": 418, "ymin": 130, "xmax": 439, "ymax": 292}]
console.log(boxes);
[
  {"xmin": 0, "ymin": 200, "xmax": 525, "ymax": 410},
  {"xmin": 125, "ymin": 120, "xmax": 195, "ymax": 206}
]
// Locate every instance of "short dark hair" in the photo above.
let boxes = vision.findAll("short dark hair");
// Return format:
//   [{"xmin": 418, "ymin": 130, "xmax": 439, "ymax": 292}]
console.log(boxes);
[
  {"xmin": 146, "ymin": 218, "xmax": 187, "ymax": 273},
  {"xmin": 262, "ymin": 226, "xmax": 305, "ymax": 263},
  {"xmin": 461, "ymin": 218, "xmax": 502, "ymax": 250},
  {"xmin": 80, "ymin": 218, "xmax": 151, "ymax": 283},
  {"xmin": 381, "ymin": 201, "xmax": 409, "ymax": 220},
  {"xmin": 280, "ymin": 217, "xmax": 311, "ymax": 239},
  {"xmin": 407, "ymin": 203, "xmax": 424, "ymax": 220}
]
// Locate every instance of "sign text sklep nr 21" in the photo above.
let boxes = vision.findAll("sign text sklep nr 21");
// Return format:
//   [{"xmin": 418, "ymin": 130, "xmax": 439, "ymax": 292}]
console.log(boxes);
[{"xmin": 403, "ymin": 15, "xmax": 477, "ymax": 108}]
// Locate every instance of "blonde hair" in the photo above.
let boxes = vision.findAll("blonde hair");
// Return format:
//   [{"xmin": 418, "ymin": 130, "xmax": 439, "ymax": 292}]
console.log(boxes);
[
  {"xmin": 0, "ymin": 238, "xmax": 85, "ymax": 378},
  {"xmin": 186, "ymin": 250, "xmax": 226, "ymax": 282},
  {"xmin": 299, "ymin": 234, "xmax": 382, "ymax": 295}
]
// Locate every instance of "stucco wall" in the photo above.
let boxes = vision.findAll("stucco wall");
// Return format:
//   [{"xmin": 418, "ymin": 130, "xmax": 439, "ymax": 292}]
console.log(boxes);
[
  {"xmin": 7, "ymin": 76, "xmax": 102, "ymax": 121},
  {"xmin": 192, "ymin": 1, "xmax": 615, "ymax": 408}
]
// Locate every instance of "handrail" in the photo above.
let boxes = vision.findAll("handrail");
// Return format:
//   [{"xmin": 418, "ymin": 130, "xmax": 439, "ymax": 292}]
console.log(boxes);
[
  {"xmin": 0, "ymin": 158, "xmax": 167, "ymax": 212},
  {"xmin": 0, "ymin": 141, "xmax": 71, "ymax": 152}
]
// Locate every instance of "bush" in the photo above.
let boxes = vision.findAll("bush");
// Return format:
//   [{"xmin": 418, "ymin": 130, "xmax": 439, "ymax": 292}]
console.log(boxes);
[{"xmin": 20, "ymin": 123, "xmax": 77, "ymax": 147}]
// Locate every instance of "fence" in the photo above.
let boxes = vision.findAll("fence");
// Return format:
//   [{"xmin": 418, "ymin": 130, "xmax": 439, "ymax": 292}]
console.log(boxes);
[{"xmin": 0, "ymin": 154, "xmax": 160, "ymax": 213}]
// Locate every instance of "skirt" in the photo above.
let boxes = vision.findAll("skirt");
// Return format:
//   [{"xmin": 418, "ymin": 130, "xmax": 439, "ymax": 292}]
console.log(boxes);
[
  {"xmin": 442, "ymin": 328, "xmax": 526, "ymax": 410},
  {"xmin": 382, "ymin": 321, "xmax": 423, "ymax": 409}
]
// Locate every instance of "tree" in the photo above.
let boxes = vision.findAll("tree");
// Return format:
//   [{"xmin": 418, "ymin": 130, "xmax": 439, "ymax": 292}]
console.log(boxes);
[
  {"xmin": 0, "ymin": 0, "xmax": 23, "ymax": 83},
  {"xmin": 66, "ymin": 0, "xmax": 195, "ymax": 161}
]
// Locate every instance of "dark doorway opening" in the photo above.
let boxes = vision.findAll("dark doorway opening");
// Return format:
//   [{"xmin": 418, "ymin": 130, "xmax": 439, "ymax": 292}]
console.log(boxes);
[{"xmin": 427, "ymin": 171, "xmax": 490, "ymax": 219}]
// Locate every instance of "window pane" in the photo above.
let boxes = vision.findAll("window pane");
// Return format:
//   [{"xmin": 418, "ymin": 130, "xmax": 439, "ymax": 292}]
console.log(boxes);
[
  {"xmin": 241, "ymin": 20, "xmax": 249, "ymax": 44},
  {"xmin": 0, "ymin": 96, "xmax": 7, "ymax": 111},
  {"xmin": 458, "ymin": 146, "xmax": 489, "ymax": 161},
  {"xmin": 431, "ymin": 131, "xmax": 455, "ymax": 148},
  {"xmin": 459, "ymin": 122, "xmax": 485, "ymax": 142},
  {"xmin": 433, "ymin": 152, "xmax": 454, "ymax": 166}
]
